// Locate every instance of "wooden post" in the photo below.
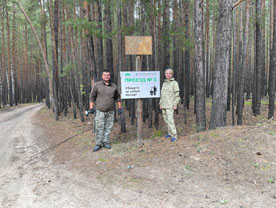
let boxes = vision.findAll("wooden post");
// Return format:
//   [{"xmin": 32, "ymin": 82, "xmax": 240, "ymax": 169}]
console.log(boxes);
[
  {"xmin": 125, "ymin": 36, "xmax": 152, "ymax": 142},
  {"xmin": 136, "ymin": 55, "xmax": 143, "ymax": 141}
]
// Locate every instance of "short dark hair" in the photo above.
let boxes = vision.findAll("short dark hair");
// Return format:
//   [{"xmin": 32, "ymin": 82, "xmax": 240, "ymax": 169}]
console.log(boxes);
[{"xmin": 102, "ymin": 70, "xmax": 110, "ymax": 74}]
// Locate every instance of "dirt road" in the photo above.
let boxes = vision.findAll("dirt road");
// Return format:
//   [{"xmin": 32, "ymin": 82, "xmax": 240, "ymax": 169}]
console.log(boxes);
[{"xmin": 0, "ymin": 104, "xmax": 128, "ymax": 208}]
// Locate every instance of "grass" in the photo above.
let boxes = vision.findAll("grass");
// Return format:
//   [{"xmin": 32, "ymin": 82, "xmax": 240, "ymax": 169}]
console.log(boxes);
[
  {"xmin": 152, "ymin": 129, "xmax": 165, "ymax": 137},
  {"xmin": 253, "ymin": 163, "xmax": 260, "ymax": 168},
  {"xmin": 209, "ymin": 132, "xmax": 220, "ymax": 138},
  {"xmin": 184, "ymin": 165, "xmax": 192, "ymax": 172},
  {"xmin": 98, "ymin": 158, "xmax": 107, "ymax": 162},
  {"xmin": 267, "ymin": 178, "xmax": 275, "ymax": 184},
  {"xmin": 245, "ymin": 100, "xmax": 276, "ymax": 105},
  {"xmin": 267, "ymin": 130, "xmax": 274, "ymax": 136},
  {"xmin": 220, "ymin": 199, "xmax": 228, "ymax": 205}
]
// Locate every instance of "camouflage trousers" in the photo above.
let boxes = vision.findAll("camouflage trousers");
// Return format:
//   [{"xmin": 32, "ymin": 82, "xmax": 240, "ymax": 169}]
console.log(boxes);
[
  {"xmin": 95, "ymin": 110, "xmax": 114, "ymax": 146},
  {"xmin": 162, "ymin": 109, "xmax": 177, "ymax": 138}
]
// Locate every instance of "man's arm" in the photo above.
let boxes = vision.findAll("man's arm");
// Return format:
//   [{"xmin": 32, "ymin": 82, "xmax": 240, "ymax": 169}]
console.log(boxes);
[
  {"xmin": 117, "ymin": 101, "xmax": 122, "ymax": 109},
  {"xmin": 89, "ymin": 102, "xmax": 94, "ymax": 109}
]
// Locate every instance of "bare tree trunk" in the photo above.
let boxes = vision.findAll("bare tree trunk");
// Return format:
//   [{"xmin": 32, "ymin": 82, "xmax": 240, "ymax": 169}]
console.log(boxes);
[
  {"xmin": 194, "ymin": 0, "xmax": 206, "ymax": 131},
  {"xmin": 104, "ymin": 0, "xmax": 113, "ymax": 78},
  {"xmin": 94, "ymin": 0, "xmax": 104, "ymax": 81},
  {"xmin": 184, "ymin": 0, "xmax": 190, "ymax": 109},
  {"xmin": 205, "ymin": 0, "xmax": 210, "ymax": 98},
  {"xmin": 268, "ymin": 0, "xmax": 276, "ymax": 119},
  {"xmin": 12, "ymin": 2, "xmax": 18, "ymax": 106},
  {"xmin": 116, "ymin": 0, "xmax": 126, "ymax": 133},
  {"xmin": 4, "ymin": 0, "xmax": 13, "ymax": 106},
  {"xmin": 173, "ymin": 0, "xmax": 179, "ymax": 80},
  {"xmin": 237, "ymin": 1, "xmax": 250, "ymax": 125},
  {"xmin": 254, "ymin": 0, "xmax": 262, "ymax": 116},
  {"xmin": 49, "ymin": 0, "xmax": 60, "ymax": 120},
  {"xmin": 210, "ymin": 0, "xmax": 233, "ymax": 129},
  {"xmin": 1, "ymin": 4, "xmax": 8, "ymax": 107},
  {"xmin": 163, "ymin": 0, "xmax": 170, "ymax": 70}
]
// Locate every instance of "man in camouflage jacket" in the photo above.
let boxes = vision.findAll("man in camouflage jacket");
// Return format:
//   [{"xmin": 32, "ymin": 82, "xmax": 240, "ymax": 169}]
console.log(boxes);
[{"xmin": 90, "ymin": 71, "xmax": 122, "ymax": 152}]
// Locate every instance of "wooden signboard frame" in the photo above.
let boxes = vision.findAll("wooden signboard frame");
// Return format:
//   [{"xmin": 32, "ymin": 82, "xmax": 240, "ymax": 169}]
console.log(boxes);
[{"xmin": 125, "ymin": 36, "xmax": 152, "ymax": 55}]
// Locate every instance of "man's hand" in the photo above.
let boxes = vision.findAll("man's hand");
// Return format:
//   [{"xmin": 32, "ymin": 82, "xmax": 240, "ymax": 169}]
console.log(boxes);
[
  {"xmin": 118, "ymin": 108, "xmax": 123, "ymax": 115},
  {"xmin": 89, "ymin": 108, "xmax": 96, "ymax": 114}
]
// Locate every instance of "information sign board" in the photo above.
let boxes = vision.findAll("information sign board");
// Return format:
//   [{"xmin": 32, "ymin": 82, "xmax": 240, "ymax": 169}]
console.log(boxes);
[{"xmin": 120, "ymin": 71, "xmax": 160, "ymax": 99}]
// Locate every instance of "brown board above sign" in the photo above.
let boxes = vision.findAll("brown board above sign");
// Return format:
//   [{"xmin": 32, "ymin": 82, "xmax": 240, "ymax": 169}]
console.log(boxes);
[{"xmin": 125, "ymin": 36, "xmax": 152, "ymax": 55}]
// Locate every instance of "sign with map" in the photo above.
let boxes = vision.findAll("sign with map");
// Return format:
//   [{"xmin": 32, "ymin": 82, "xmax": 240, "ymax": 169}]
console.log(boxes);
[
  {"xmin": 125, "ymin": 36, "xmax": 152, "ymax": 55},
  {"xmin": 120, "ymin": 71, "xmax": 160, "ymax": 99}
]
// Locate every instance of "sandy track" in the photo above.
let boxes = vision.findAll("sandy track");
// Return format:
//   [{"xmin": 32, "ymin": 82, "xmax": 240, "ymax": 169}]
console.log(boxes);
[{"xmin": 0, "ymin": 104, "xmax": 131, "ymax": 208}]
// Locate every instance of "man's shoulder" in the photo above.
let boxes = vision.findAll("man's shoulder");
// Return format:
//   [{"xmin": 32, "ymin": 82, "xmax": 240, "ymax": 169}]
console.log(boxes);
[
  {"xmin": 111, "ymin": 82, "xmax": 118, "ymax": 88},
  {"xmin": 95, "ymin": 81, "xmax": 102, "ymax": 85},
  {"xmin": 94, "ymin": 81, "xmax": 103, "ymax": 87}
]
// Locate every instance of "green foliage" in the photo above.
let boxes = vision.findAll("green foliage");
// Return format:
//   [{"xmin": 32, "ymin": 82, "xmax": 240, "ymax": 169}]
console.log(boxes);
[
  {"xmin": 254, "ymin": 163, "xmax": 260, "ymax": 168},
  {"xmin": 151, "ymin": 129, "xmax": 163, "ymax": 137},
  {"xmin": 170, "ymin": 25, "xmax": 194, "ymax": 51},
  {"xmin": 61, "ymin": 63, "xmax": 75, "ymax": 77},
  {"xmin": 267, "ymin": 178, "xmax": 274, "ymax": 184},
  {"xmin": 267, "ymin": 130, "xmax": 274, "ymax": 136},
  {"xmin": 39, "ymin": 71, "xmax": 48, "ymax": 78},
  {"xmin": 65, "ymin": 17, "xmax": 118, "ymax": 39},
  {"xmin": 80, "ymin": 84, "xmax": 86, "ymax": 96},
  {"xmin": 219, "ymin": 199, "xmax": 228, "ymax": 205},
  {"xmin": 184, "ymin": 165, "xmax": 192, "ymax": 172}
]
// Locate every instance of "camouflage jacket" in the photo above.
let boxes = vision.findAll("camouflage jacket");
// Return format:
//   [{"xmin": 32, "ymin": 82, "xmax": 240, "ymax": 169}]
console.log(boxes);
[{"xmin": 160, "ymin": 78, "xmax": 180, "ymax": 109}]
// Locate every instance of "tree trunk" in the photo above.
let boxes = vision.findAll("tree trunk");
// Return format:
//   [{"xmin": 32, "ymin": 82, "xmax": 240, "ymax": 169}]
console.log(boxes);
[
  {"xmin": 49, "ymin": 0, "xmax": 60, "ymax": 120},
  {"xmin": 5, "ymin": 0, "xmax": 13, "ymax": 106},
  {"xmin": 162, "ymin": 0, "xmax": 170, "ymax": 70},
  {"xmin": 237, "ymin": 1, "xmax": 250, "ymax": 125},
  {"xmin": 184, "ymin": 0, "xmax": 190, "ymax": 109},
  {"xmin": 268, "ymin": 0, "xmax": 276, "ymax": 119},
  {"xmin": 104, "ymin": 0, "xmax": 113, "ymax": 79},
  {"xmin": 1, "ymin": 4, "xmax": 8, "ymax": 107},
  {"xmin": 194, "ymin": 0, "xmax": 206, "ymax": 131},
  {"xmin": 94, "ymin": 0, "xmax": 104, "ymax": 81},
  {"xmin": 12, "ymin": 2, "xmax": 18, "ymax": 106},
  {"xmin": 254, "ymin": 0, "xmax": 262, "ymax": 116},
  {"xmin": 205, "ymin": 0, "xmax": 210, "ymax": 98},
  {"xmin": 116, "ymin": 0, "xmax": 126, "ymax": 133},
  {"xmin": 209, "ymin": 0, "xmax": 233, "ymax": 129}
]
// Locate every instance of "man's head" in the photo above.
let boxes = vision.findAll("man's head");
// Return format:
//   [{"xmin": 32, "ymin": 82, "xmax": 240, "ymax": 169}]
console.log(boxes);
[{"xmin": 102, "ymin": 70, "xmax": 111, "ymax": 83}]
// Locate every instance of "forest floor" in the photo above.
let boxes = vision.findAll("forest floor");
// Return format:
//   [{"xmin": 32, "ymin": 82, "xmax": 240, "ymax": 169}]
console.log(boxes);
[
  {"xmin": 1, "ymin": 99, "xmax": 276, "ymax": 207},
  {"xmin": 33, "ymin": 98, "xmax": 276, "ymax": 208}
]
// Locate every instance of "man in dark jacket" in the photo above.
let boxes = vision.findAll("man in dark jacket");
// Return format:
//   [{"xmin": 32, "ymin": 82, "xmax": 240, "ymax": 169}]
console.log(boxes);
[{"xmin": 89, "ymin": 71, "xmax": 122, "ymax": 152}]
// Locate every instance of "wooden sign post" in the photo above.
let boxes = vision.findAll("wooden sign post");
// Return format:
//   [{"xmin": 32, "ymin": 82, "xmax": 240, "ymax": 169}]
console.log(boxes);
[{"xmin": 125, "ymin": 36, "xmax": 152, "ymax": 142}]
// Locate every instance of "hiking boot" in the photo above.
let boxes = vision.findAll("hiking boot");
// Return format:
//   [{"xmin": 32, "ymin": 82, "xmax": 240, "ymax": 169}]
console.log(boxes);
[
  {"xmin": 103, "ymin": 143, "xmax": 111, "ymax": 149},
  {"xmin": 165, "ymin": 134, "xmax": 172, "ymax": 139},
  {"xmin": 93, "ymin": 145, "xmax": 101, "ymax": 152},
  {"xmin": 171, "ymin": 137, "xmax": 177, "ymax": 142}
]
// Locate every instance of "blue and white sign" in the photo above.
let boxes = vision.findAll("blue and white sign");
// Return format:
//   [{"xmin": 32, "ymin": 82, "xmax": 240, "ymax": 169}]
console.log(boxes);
[{"xmin": 120, "ymin": 71, "xmax": 160, "ymax": 99}]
